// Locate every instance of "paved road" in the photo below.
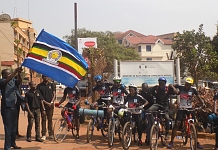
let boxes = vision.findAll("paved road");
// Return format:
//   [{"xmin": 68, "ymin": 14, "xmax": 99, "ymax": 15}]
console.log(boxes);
[{"xmin": 0, "ymin": 101, "xmax": 216, "ymax": 150}]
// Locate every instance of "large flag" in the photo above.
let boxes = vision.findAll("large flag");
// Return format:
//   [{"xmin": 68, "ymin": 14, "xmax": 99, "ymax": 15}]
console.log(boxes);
[{"xmin": 22, "ymin": 29, "xmax": 88, "ymax": 88}]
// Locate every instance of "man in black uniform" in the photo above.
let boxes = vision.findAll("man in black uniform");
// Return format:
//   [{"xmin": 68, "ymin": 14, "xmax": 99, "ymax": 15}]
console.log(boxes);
[
  {"xmin": 25, "ymin": 81, "xmax": 46, "ymax": 142},
  {"xmin": 37, "ymin": 75, "xmax": 56, "ymax": 140}
]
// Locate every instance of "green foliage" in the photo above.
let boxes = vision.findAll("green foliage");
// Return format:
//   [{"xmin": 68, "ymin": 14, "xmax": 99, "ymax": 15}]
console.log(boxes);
[
  {"xmin": 63, "ymin": 28, "xmax": 141, "ymax": 72},
  {"xmin": 173, "ymin": 24, "xmax": 218, "ymax": 87}
]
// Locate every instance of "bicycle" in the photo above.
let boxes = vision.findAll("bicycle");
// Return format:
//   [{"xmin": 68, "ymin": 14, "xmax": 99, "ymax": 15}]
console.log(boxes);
[
  {"xmin": 53, "ymin": 105, "xmax": 77, "ymax": 143},
  {"xmin": 108, "ymin": 104, "xmax": 124, "ymax": 147},
  {"xmin": 121, "ymin": 107, "xmax": 143, "ymax": 150},
  {"xmin": 149, "ymin": 110, "xmax": 168, "ymax": 150},
  {"xmin": 180, "ymin": 107, "xmax": 202, "ymax": 150},
  {"xmin": 86, "ymin": 102, "xmax": 109, "ymax": 143}
]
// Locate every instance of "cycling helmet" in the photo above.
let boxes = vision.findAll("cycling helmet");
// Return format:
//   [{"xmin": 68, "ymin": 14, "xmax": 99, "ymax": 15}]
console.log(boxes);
[
  {"xmin": 94, "ymin": 75, "xmax": 102, "ymax": 82},
  {"xmin": 158, "ymin": 77, "xmax": 167, "ymax": 83},
  {"xmin": 129, "ymin": 83, "xmax": 137, "ymax": 89},
  {"xmin": 185, "ymin": 77, "xmax": 194, "ymax": 85},
  {"xmin": 118, "ymin": 108, "xmax": 126, "ymax": 118},
  {"xmin": 113, "ymin": 76, "xmax": 121, "ymax": 82}
]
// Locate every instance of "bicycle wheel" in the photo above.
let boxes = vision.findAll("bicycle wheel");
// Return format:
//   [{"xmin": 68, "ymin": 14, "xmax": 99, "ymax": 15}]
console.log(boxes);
[
  {"xmin": 122, "ymin": 122, "xmax": 132, "ymax": 150},
  {"xmin": 71, "ymin": 119, "xmax": 77, "ymax": 137},
  {"xmin": 160, "ymin": 124, "xmax": 167, "ymax": 146},
  {"xmin": 53, "ymin": 118, "xmax": 68, "ymax": 143},
  {"xmin": 86, "ymin": 119, "xmax": 94, "ymax": 143},
  {"xmin": 190, "ymin": 124, "xmax": 197, "ymax": 150},
  {"xmin": 150, "ymin": 124, "xmax": 158, "ymax": 150},
  {"xmin": 108, "ymin": 119, "xmax": 115, "ymax": 147}
]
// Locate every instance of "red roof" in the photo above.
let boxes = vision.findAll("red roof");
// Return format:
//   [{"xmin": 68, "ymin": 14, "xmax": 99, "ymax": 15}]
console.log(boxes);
[
  {"xmin": 1, "ymin": 61, "xmax": 14, "ymax": 66},
  {"xmin": 115, "ymin": 30, "xmax": 146, "ymax": 40},
  {"xmin": 126, "ymin": 35, "xmax": 172, "ymax": 45}
]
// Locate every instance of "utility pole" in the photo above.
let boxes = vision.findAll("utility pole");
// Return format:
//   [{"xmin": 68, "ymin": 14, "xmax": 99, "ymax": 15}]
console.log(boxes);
[
  {"xmin": 74, "ymin": 3, "xmax": 78, "ymax": 51},
  {"xmin": 28, "ymin": 27, "xmax": 32, "ymax": 81}
]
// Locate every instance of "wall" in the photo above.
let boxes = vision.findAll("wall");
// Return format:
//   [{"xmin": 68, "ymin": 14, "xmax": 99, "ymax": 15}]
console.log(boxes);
[
  {"xmin": 0, "ymin": 21, "xmax": 14, "ymax": 62},
  {"xmin": 139, "ymin": 42, "xmax": 173, "ymax": 60}
]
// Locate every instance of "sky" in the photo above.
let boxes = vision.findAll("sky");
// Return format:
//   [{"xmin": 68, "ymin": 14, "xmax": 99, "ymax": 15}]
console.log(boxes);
[{"xmin": 1, "ymin": 0, "xmax": 218, "ymax": 40}]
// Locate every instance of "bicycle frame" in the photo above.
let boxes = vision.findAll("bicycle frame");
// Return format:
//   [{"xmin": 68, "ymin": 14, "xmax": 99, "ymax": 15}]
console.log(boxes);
[{"xmin": 182, "ymin": 110, "xmax": 195, "ymax": 135}]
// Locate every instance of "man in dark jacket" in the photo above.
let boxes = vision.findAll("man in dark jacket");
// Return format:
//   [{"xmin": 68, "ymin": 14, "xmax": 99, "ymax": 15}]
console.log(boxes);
[{"xmin": 0, "ymin": 67, "xmax": 22, "ymax": 150}]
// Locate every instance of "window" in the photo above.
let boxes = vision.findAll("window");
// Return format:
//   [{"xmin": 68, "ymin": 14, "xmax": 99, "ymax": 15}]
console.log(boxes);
[
  {"xmin": 146, "ymin": 45, "xmax": 151, "ymax": 51},
  {"xmin": 118, "ymin": 40, "xmax": 122, "ymax": 44},
  {"xmin": 138, "ymin": 46, "xmax": 141, "ymax": 52},
  {"xmin": 147, "ymin": 58, "xmax": 152, "ymax": 60}
]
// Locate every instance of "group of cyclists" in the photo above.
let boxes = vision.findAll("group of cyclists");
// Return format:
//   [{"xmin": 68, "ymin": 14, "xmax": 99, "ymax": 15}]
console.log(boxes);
[{"xmin": 56, "ymin": 74, "xmax": 206, "ymax": 149}]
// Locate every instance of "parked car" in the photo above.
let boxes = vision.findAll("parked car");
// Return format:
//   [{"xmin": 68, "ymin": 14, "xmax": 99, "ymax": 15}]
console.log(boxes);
[{"xmin": 54, "ymin": 81, "xmax": 66, "ymax": 90}]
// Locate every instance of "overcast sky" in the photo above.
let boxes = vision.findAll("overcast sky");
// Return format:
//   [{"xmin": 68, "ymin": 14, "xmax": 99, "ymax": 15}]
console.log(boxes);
[{"xmin": 1, "ymin": 0, "xmax": 218, "ymax": 40}]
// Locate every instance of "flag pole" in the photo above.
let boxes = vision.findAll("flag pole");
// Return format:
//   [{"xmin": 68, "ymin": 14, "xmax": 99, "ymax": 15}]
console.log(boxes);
[{"xmin": 74, "ymin": 3, "xmax": 78, "ymax": 51}]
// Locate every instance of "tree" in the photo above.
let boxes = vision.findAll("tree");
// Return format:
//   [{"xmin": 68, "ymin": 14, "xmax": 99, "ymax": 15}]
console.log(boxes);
[
  {"xmin": 173, "ymin": 24, "xmax": 218, "ymax": 87},
  {"xmin": 63, "ymin": 28, "xmax": 141, "ymax": 72}
]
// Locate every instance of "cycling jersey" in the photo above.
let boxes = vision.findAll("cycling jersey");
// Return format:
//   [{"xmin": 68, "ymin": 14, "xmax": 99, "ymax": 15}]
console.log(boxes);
[
  {"xmin": 139, "ymin": 88, "xmax": 153, "ymax": 109},
  {"xmin": 92, "ymin": 82, "xmax": 113, "ymax": 100},
  {"xmin": 64, "ymin": 86, "xmax": 80, "ymax": 104},
  {"xmin": 151, "ymin": 85, "xmax": 174, "ymax": 107},
  {"xmin": 174, "ymin": 85, "xmax": 197, "ymax": 109},
  {"xmin": 125, "ymin": 94, "xmax": 146, "ymax": 108},
  {"xmin": 111, "ymin": 84, "xmax": 128, "ymax": 104}
]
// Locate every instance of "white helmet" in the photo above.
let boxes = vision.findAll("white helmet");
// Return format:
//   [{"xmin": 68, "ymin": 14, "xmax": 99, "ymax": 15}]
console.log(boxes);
[
  {"xmin": 113, "ymin": 76, "xmax": 121, "ymax": 82},
  {"xmin": 118, "ymin": 108, "xmax": 126, "ymax": 118},
  {"xmin": 129, "ymin": 83, "xmax": 137, "ymax": 89}
]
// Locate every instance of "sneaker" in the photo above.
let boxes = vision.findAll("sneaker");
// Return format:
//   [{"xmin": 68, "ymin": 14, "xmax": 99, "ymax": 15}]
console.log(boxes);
[
  {"xmin": 138, "ymin": 140, "xmax": 142, "ymax": 146},
  {"xmin": 197, "ymin": 142, "xmax": 203, "ymax": 149},
  {"xmin": 75, "ymin": 135, "xmax": 80, "ymax": 140},
  {"xmin": 41, "ymin": 136, "xmax": 46, "ymax": 141},
  {"xmin": 48, "ymin": 135, "xmax": 54, "ymax": 139},
  {"xmin": 167, "ymin": 141, "xmax": 173, "ymax": 149}
]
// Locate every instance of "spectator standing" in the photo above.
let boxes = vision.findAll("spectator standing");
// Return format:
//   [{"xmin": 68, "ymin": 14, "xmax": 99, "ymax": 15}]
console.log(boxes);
[
  {"xmin": 0, "ymin": 68, "xmax": 22, "ymax": 150},
  {"xmin": 37, "ymin": 75, "xmax": 56, "ymax": 141},
  {"xmin": 25, "ymin": 81, "xmax": 46, "ymax": 142}
]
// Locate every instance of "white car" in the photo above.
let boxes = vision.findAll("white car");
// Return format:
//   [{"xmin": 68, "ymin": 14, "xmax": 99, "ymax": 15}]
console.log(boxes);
[{"xmin": 54, "ymin": 81, "xmax": 66, "ymax": 90}]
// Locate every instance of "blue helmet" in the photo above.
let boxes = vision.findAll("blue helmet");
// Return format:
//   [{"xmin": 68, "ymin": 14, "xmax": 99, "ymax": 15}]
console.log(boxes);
[
  {"xmin": 158, "ymin": 77, "xmax": 167, "ymax": 83},
  {"xmin": 94, "ymin": 75, "xmax": 102, "ymax": 82}
]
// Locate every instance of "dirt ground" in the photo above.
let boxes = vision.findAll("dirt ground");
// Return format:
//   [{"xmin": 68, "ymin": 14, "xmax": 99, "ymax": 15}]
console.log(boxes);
[{"xmin": 0, "ymin": 98, "xmax": 217, "ymax": 150}]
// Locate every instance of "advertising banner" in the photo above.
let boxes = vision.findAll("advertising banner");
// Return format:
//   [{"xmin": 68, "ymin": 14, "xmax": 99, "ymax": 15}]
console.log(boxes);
[
  {"xmin": 78, "ymin": 38, "xmax": 97, "ymax": 54},
  {"xmin": 120, "ymin": 61, "xmax": 174, "ymax": 87}
]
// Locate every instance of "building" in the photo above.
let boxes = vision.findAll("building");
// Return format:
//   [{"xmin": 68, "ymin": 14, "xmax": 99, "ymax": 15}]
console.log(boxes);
[
  {"xmin": 0, "ymin": 14, "xmax": 40, "ymax": 83},
  {"xmin": 114, "ymin": 30, "xmax": 174, "ymax": 61},
  {"xmin": 125, "ymin": 35, "xmax": 173, "ymax": 61},
  {"xmin": 156, "ymin": 32, "xmax": 177, "ymax": 41},
  {"xmin": 114, "ymin": 30, "xmax": 146, "ymax": 45}
]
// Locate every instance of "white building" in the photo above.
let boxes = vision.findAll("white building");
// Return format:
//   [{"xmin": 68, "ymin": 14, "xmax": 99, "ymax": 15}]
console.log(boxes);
[{"xmin": 114, "ymin": 30, "xmax": 174, "ymax": 61}]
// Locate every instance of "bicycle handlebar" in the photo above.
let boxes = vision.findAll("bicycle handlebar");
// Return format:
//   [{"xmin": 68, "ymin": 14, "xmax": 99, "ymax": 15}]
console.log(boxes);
[{"xmin": 55, "ymin": 105, "xmax": 74, "ymax": 112}]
